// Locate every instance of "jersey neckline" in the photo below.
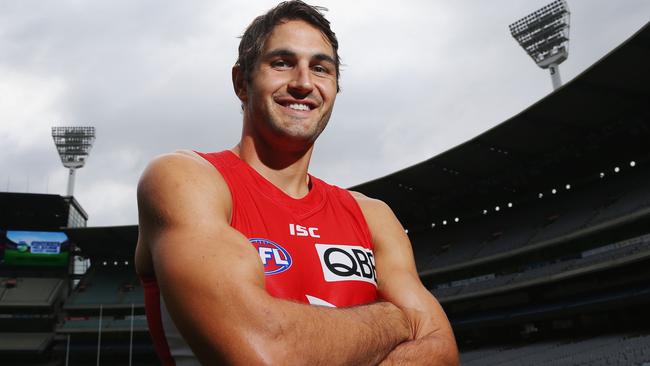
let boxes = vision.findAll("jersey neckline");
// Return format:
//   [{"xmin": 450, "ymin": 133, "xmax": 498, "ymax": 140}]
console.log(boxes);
[{"xmin": 221, "ymin": 150, "xmax": 327, "ymax": 217}]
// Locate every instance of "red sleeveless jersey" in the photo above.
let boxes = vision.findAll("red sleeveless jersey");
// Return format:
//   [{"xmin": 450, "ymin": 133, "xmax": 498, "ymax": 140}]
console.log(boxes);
[
  {"xmin": 141, "ymin": 151, "xmax": 378, "ymax": 365},
  {"xmin": 197, "ymin": 150, "xmax": 378, "ymax": 307}
]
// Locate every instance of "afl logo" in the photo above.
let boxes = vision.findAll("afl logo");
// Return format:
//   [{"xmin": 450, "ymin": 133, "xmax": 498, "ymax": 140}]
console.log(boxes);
[{"xmin": 249, "ymin": 238, "xmax": 292, "ymax": 275}]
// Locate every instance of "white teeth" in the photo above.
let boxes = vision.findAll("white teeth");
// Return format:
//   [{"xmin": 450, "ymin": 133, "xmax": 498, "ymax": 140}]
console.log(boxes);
[{"xmin": 287, "ymin": 103, "xmax": 310, "ymax": 111}]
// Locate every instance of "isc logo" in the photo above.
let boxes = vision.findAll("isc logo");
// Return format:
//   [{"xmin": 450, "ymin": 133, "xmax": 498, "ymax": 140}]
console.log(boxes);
[
  {"xmin": 249, "ymin": 238, "xmax": 292, "ymax": 275},
  {"xmin": 289, "ymin": 224, "xmax": 320, "ymax": 238},
  {"xmin": 315, "ymin": 244, "xmax": 377, "ymax": 286}
]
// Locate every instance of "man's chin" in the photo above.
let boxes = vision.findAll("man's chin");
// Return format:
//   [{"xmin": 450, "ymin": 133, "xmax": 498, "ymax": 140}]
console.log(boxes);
[
  {"xmin": 268, "ymin": 129, "xmax": 322, "ymax": 152},
  {"xmin": 270, "ymin": 122, "xmax": 324, "ymax": 141}
]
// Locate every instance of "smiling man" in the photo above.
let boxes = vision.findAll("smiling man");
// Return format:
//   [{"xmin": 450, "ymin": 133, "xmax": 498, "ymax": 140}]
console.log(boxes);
[{"xmin": 135, "ymin": 1, "xmax": 458, "ymax": 365}]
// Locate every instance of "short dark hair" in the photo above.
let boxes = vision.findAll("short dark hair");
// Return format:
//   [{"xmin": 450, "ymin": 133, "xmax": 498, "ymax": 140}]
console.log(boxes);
[{"xmin": 236, "ymin": 0, "xmax": 340, "ymax": 91}]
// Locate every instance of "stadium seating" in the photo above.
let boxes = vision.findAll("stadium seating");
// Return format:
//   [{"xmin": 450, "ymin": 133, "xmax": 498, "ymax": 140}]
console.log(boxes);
[
  {"xmin": 64, "ymin": 267, "xmax": 143, "ymax": 309},
  {"xmin": 0, "ymin": 277, "xmax": 63, "ymax": 307},
  {"xmin": 58, "ymin": 316, "xmax": 148, "ymax": 333},
  {"xmin": 0, "ymin": 332, "xmax": 54, "ymax": 352},
  {"xmin": 460, "ymin": 333, "xmax": 650, "ymax": 365},
  {"xmin": 431, "ymin": 233, "xmax": 650, "ymax": 301}
]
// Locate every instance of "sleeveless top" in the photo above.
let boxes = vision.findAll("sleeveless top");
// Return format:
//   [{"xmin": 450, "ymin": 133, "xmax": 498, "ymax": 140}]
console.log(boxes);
[{"xmin": 142, "ymin": 150, "xmax": 378, "ymax": 365}]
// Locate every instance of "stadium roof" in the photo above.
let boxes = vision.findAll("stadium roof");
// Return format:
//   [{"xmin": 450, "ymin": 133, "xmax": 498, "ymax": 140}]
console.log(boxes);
[
  {"xmin": 64, "ymin": 225, "xmax": 137, "ymax": 260},
  {"xmin": 0, "ymin": 192, "xmax": 87, "ymax": 230},
  {"xmin": 351, "ymin": 22, "xmax": 650, "ymax": 229}
]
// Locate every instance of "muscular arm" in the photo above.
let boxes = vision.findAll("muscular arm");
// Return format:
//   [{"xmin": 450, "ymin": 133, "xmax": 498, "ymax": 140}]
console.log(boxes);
[
  {"xmin": 354, "ymin": 194, "xmax": 459, "ymax": 366},
  {"xmin": 136, "ymin": 152, "xmax": 411, "ymax": 365}
]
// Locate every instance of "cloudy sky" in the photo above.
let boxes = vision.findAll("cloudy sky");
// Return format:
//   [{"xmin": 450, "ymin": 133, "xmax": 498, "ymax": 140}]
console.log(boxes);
[{"xmin": 1, "ymin": 1, "xmax": 648, "ymax": 226}]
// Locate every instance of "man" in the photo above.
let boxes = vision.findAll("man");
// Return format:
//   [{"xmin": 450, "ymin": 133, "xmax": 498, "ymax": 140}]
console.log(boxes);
[{"xmin": 135, "ymin": 1, "xmax": 458, "ymax": 365}]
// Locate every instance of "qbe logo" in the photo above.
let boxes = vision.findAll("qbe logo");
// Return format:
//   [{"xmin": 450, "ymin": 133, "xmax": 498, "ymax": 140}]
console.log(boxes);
[
  {"xmin": 249, "ymin": 238, "xmax": 292, "ymax": 275},
  {"xmin": 315, "ymin": 244, "xmax": 377, "ymax": 286}
]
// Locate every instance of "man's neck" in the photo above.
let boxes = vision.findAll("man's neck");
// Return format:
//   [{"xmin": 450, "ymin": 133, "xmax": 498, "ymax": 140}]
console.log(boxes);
[{"xmin": 233, "ymin": 136, "xmax": 314, "ymax": 199}]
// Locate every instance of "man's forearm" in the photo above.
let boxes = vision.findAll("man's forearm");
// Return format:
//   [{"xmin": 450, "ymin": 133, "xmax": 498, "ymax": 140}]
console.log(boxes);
[
  {"xmin": 264, "ymin": 299, "xmax": 411, "ymax": 365},
  {"xmin": 378, "ymin": 333, "xmax": 459, "ymax": 366}
]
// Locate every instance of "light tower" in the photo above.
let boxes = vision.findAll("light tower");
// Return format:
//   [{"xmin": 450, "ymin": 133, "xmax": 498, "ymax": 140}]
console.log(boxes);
[
  {"xmin": 52, "ymin": 126, "xmax": 96, "ymax": 197},
  {"xmin": 509, "ymin": 0, "xmax": 571, "ymax": 90}
]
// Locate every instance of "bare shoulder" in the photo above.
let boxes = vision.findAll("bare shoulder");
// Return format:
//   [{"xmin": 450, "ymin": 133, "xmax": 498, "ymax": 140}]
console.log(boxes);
[
  {"xmin": 348, "ymin": 190, "xmax": 394, "ymax": 219},
  {"xmin": 348, "ymin": 190, "xmax": 403, "ymax": 244},
  {"xmin": 137, "ymin": 150, "xmax": 231, "ymax": 227},
  {"xmin": 347, "ymin": 192, "xmax": 414, "ymax": 273},
  {"xmin": 140, "ymin": 149, "xmax": 214, "ymax": 183}
]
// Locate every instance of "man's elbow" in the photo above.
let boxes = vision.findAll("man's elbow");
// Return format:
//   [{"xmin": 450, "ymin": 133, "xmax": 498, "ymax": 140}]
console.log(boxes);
[
  {"xmin": 196, "ymin": 337, "xmax": 282, "ymax": 366},
  {"xmin": 434, "ymin": 335, "xmax": 460, "ymax": 366},
  {"xmin": 414, "ymin": 333, "xmax": 458, "ymax": 366},
  {"xmin": 233, "ymin": 337, "xmax": 304, "ymax": 365}
]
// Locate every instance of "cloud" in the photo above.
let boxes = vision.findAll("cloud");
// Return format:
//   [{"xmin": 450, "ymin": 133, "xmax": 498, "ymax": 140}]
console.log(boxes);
[
  {"xmin": 0, "ymin": 67, "xmax": 67, "ymax": 150},
  {"xmin": 1, "ymin": 1, "xmax": 649, "ymax": 225}
]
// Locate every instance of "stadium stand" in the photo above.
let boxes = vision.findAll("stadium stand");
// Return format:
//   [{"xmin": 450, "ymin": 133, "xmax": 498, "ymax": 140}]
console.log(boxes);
[
  {"xmin": 0, "ymin": 194, "xmax": 81, "ymax": 365},
  {"xmin": 353, "ymin": 21, "xmax": 650, "ymax": 360},
  {"xmin": 53, "ymin": 226, "xmax": 157, "ymax": 365},
  {"xmin": 415, "ymin": 155, "xmax": 650, "ymax": 274},
  {"xmin": 57, "ymin": 261, "xmax": 148, "ymax": 361}
]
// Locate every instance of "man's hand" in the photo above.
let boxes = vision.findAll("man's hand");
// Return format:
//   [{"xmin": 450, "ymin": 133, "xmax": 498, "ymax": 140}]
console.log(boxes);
[{"xmin": 353, "ymin": 193, "xmax": 460, "ymax": 366}]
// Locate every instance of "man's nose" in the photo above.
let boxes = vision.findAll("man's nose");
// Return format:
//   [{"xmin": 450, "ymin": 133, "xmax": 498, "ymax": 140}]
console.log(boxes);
[{"xmin": 288, "ymin": 64, "xmax": 314, "ymax": 97}]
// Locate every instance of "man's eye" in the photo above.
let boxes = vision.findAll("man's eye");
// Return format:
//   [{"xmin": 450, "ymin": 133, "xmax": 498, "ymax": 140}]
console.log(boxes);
[
  {"xmin": 272, "ymin": 60, "xmax": 290, "ymax": 68},
  {"xmin": 312, "ymin": 65, "xmax": 328, "ymax": 73}
]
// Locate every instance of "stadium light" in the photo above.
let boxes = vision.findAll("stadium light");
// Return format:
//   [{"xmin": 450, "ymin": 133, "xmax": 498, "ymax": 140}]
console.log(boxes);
[
  {"xmin": 614, "ymin": 166, "xmax": 620, "ymax": 173},
  {"xmin": 52, "ymin": 126, "xmax": 96, "ymax": 197},
  {"xmin": 509, "ymin": 0, "xmax": 570, "ymax": 90},
  {"xmin": 630, "ymin": 161, "xmax": 636, "ymax": 167}
]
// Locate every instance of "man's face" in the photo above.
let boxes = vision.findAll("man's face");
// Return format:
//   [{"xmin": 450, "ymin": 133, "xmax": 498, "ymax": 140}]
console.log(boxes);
[{"xmin": 241, "ymin": 19, "xmax": 338, "ymax": 149}]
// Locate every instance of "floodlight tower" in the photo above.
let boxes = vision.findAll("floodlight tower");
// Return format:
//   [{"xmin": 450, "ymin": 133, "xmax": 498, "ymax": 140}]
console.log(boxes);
[
  {"xmin": 509, "ymin": 0, "xmax": 571, "ymax": 90},
  {"xmin": 52, "ymin": 126, "xmax": 96, "ymax": 197}
]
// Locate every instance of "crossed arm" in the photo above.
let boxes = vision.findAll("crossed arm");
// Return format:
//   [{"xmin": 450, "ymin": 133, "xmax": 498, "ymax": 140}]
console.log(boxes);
[
  {"xmin": 355, "ymin": 195, "xmax": 459, "ymax": 365},
  {"xmin": 136, "ymin": 152, "xmax": 458, "ymax": 365}
]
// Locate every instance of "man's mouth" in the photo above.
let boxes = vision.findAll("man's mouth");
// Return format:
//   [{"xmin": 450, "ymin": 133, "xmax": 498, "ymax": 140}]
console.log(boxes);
[
  {"xmin": 275, "ymin": 97, "xmax": 318, "ymax": 112},
  {"xmin": 286, "ymin": 103, "xmax": 311, "ymax": 111}
]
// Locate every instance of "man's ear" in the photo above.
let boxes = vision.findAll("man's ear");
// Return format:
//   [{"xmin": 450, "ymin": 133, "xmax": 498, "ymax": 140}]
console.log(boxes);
[{"xmin": 232, "ymin": 65, "xmax": 247, "ymax": 103}]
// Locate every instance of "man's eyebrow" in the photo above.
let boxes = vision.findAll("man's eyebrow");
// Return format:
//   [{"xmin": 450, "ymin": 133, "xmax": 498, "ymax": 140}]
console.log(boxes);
[
  {"xmin": 264, "ymin": 49, "xmax": 336, "ymax": 65},
  {"xmin": 264, "ymin": 49, "xmax": 296, "ymax": 59},
  {"xmin": 313, "ymin": 53, "xmax": 336, "ymax": 65}
]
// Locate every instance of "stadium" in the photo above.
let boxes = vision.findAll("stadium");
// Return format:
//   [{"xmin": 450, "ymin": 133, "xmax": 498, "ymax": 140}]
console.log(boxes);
[{"xmin": 1, "ymin": 7, "xmax": 649, "ymax": 366}]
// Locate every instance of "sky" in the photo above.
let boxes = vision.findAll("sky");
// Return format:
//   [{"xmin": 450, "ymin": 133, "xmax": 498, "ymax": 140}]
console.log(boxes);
[{"xmin": 1, "ymin": 1, "xmax": 648, "ymax": 227}]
